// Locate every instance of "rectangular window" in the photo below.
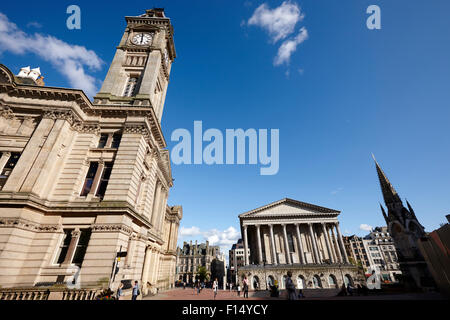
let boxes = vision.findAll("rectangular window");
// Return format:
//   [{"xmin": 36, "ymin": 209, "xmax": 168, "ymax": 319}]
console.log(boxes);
[
  {"xmin": 111, "ymin": 133, "xmax": 122, "ymax": 149},
  {"xmin": 80, "ymin": 162, "xmax": 99, "ymax": 196},
  {"xmin": 72, "ymin": 229, "xmax": 92, "ymax": 266},
  {"xmin": 95, "ymin": 162, "xmax": 113, "ymax": 199},
  {"xmin": 56, "ymin": 229, "xmax": 74, "ymax": 264},
  {"xmin": 123, "ymin": 77, "xmax": 138, "ymax": 97},
  {"xmin": 0, "ymin": 152, "xmax": 21, "ymax": 190},
  {"xmin": 97, "ymin": 134, "xmax": 109, "ymax": 148}
]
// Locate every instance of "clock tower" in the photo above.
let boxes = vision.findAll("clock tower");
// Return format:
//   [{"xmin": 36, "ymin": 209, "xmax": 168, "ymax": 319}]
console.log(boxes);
[{"xmin": 94, "ymin": 8, "xmax": 176, "ymax": 122}]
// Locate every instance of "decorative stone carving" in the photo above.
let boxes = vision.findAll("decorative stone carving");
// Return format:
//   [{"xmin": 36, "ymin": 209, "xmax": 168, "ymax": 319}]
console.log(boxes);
[
  {"xmin": 91, "ymin": 223, "xmax": 133, "ymax": 235},
  {"xmin": 43, "ymin": 109, "xmax": 76, "ymax": 125},
  {"xmin": 71, "ymin": 120, "xmax": 101, "ymax": 135},
  {"xmin": 0, "ymin": 218, "xmax": 61, "ymax": 233},
  {"xmin": 0, "ymin": 106, "xmax": 15, "ymax": 120}
]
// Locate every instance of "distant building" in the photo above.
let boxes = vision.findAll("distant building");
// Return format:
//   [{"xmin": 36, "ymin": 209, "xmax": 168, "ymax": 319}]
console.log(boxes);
[
  {"xmin": 238, "ymin": 198, "xmax": 362, "ymax": 291},
  {"xmin": 176, "ymin": 241, "xmax": 221, "ymax": 284},
  {"xmin": 228, "ymin": 239, "xmax": 250, "ymax": 285},
  {"xmin": 343, "ymin": 235, "xmax": 371, "ymax": 271},
  {"xmin": 364, "ymin": 227, "xmax": 402, "ymax": 282}
]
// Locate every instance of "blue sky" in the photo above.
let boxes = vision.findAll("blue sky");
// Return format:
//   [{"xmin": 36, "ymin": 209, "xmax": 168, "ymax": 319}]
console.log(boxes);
[{"xmin": 1, "ymin": 1, "xmax": 449, "ymax": 254}]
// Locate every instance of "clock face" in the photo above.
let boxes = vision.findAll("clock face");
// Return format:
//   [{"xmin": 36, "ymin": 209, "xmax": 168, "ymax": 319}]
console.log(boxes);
[{"xmin": 131, "ymin": 33, "xmax": 153, "ymax": 46}]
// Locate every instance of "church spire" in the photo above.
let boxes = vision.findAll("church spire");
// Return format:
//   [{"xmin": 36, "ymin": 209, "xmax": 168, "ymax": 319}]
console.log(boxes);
[
  {"xmin": 380, "ymin": 203, "xmax": 388, "ymax": 223},
  {"xmin": 372, "ymin": 154, "xmax": 402, "ymax": 206}
]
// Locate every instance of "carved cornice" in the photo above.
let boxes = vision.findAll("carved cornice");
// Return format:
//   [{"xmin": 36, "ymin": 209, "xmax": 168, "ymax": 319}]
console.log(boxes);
[
  {"xmin": 43, "ymin": 109, "xmax": 77, "ymax": 124},
  {"xmin": 0, "ymin": 218, "xmax": 61, "ymax": 233},
  {"xmin": 91, "ymin": 223, "xmax": 132, "ymax": 235},
  {"xmin": 72, "ymin": 121, "xmax": 101, "ymax": 135}
]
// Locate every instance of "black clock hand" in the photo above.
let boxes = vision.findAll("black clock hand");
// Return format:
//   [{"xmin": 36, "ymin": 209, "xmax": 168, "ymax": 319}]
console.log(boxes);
[{"xmin": 141, "ymin": 34, "xmax": 143, "ymax": 44}]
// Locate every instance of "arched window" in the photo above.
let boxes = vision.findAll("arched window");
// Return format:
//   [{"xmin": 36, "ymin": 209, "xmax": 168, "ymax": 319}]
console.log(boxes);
[
  {"xmin": 252, "ymin": 276, "xmax": 260, "ymax": 290},
  {"xmin": 344, "ymin": 274, "xmax": 353, "ymax": 287},
  {"xmin": 267, "ymin": 275, "xmax": 275, "ymax": 287},
  {"xmin": 313, "ymin": 275, "xmax": 322, "ymax": 288},
  {"xmin": 281, "ymin": 275, "xmax": 287, "ymax": 289},
  {"xmin": 297, "ymin": 275, "xmax": 305, "ymax": 289},
  {"xmin": 328, "ymin": 274, "xmax": 337, "ymax": 288}
]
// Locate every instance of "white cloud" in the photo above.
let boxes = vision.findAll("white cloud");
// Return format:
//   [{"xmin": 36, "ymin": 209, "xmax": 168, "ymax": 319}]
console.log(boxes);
[
  {"xmin": 274, "ymin": 27, "xmax": 308, "ymax": 66},
  {"xmin": 248, "ymin": 1, "xmax": 304, "ymax": 43},
  {"xmin": 178, "ymin": 226, "xmax": 241, "ymax": 259},
  {"xmin": 0, "ymin": 12, "xmax": 103, "ymax": 97},
  {"xmin": 359, "ymin": 224, "xmax": 373, "ymax": 232},
  {"xmin": 26, "ymin": 21, "xmax": 42, "ymax": 29},
  {"xmin": 179, "ymin": 226, "xmax": 202, "ymax": 237}
]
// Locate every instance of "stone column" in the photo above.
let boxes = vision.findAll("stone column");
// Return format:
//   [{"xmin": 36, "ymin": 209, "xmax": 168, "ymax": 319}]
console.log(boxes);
[
  {"xmin": 151, "ymin": 182, "xmax": 162, "ymax": 227},
  {"xmin": 336, "ymin": 223, "xmax": 349, "ymax": 263},
  {"xmin": 156, "ymin": 187, "xmax": 168, "ymax": 231},
  {"xmin": 2, "ymin": 117, "xmax": 54, "ymax": 192},
  {"xmin": 62, "ymin": 228, "xmax": 81, "ymax": 265},
  {"xmin": 331, "ymin": 225, "xmax": 343, "ymax": 263},
  {"xmin": 282, "ymin": 224, "xmax": 292, "ymax": 264},
  {"xmin": 269, "ymin": 224, "xmax": 277, "ymax": 265},
  {"xmin": 295, "ymin": 223, "xmax": 305, "ymax": 264},
  {"xmin": 327, "ymin": 225, "xmax": 338, "ymax": 263},
  {"xmin": 256, "ymin": 224, "xmax": 263, "ymax": 265},
  {"xmin": 141, "ymin": 246, "xmax": 152, "ymax": 294},
  {"xmin": 308, "ymin": 223, "xmax": 320, "ymax": 264},
  {"xmin": 243, "ymin": 225, "xmax": 249, "ymax": 266},
  {"xmin": 322, "ymin": 223, "xmax": 334, "ymax": 263},
  {"xmin": 0, "ymin": 152, "xmax": 11, "ymax": 173}
]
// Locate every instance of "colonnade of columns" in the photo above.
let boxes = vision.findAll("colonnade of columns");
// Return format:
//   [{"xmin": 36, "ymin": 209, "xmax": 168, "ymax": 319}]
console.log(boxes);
[{"xmin": 242, "ymin": 222, "xmax": 349, "ymax": 266}]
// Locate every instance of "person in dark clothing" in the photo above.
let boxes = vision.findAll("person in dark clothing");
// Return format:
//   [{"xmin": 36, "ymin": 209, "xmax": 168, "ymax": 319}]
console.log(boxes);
[
  {"xmin": 285, "ymin": 271, "xmax": 297, "ymax": 300},
  {"xmin": 243, "ymin": 276, "xmax": 249, "ymax": 298}
]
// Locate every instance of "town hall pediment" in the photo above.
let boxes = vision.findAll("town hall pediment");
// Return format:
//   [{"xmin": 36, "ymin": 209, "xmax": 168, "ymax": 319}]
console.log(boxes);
[{"xmin": 239, "ymin": 198, "xmax": 340, "ymax": 218}]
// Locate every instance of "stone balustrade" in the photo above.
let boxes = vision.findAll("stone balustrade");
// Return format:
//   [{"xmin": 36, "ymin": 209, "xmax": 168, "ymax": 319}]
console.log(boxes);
[{"xmin": 0, "ymin": 288, "xmax": 102, "ymax": 300}]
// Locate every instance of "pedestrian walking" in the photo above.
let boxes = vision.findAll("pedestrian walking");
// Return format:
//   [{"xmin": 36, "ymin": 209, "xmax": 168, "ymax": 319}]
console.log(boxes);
[
  {"xmin": 285, "ymin": 271, "xmax": 297, "ymax": 300},
  {"xmin": 213, "ymin": 278, "xmax": 218, "ymax": 300},
  {"xmin": 243, "ymin": 276, "xmax": 249, "ymax": 299},
  {"xmin": 132, "ymin": 281, "xmax": 140, "ymax": 300},
  {"xmin": 237, "ymin": 283, "xmax": 241, "ymax": 297},
  {"xmin": 116, "ymin": 283, "xmax": 123, "ymax": 300}
]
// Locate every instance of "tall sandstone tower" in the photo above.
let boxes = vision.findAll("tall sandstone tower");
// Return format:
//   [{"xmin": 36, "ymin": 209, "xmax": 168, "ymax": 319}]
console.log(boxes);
[
  {"xmin": 0, "ymin": 9, "xmax": 181, "ymax": 296},
  {"xmin": 373, "ymin": 156, "xmax": 434, "ymax": 290}
]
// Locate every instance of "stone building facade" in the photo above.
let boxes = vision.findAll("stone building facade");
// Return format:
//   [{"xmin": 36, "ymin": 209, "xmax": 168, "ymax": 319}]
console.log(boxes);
[
  {"xmin": 176, "ymin": 241, "xmax": 221, "ymax": 284},
  {"xmin": 343, "ymin": 235, "xmax": 371, "ymax": 271},
  {"xmin": 364, "ymin": 227, "xmax": 402, "ymax": 282},
  {"xmin": 0, "ymin": 8, "xmax": 181, "ymax": 296},
  {"xmin": 238, "ymin": 198, "xmax": 362, "ymax": 290},
  {"xmin": 228, "ymin": 239, "xmax": 250, "ymax": 285}
]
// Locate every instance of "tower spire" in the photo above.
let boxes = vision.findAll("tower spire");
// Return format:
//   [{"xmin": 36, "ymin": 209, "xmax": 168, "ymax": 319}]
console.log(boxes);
[
  {"xmin": 406, "ymin": 199, "xmax": 417, "ymax": 219},
  {"xmin": 380, "ymin": 203, "xmax": 388, "ymax": 223},
  {"xmin": 372, "ymin": 155, "xmax": 402, "ymax": 206}
]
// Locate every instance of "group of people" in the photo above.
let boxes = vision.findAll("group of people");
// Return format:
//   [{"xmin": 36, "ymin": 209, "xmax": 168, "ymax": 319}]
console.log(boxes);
[
  {"xmin": 113, "ymin": 280, "xmax": 142, "ymax": 300},
  {"xmin": 338, "ymin": 283, "xmax": 370, "ymax": 296},
  {"xmin": 235, "ymin": 276, "xmax": 250, "ymax": 298}
]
